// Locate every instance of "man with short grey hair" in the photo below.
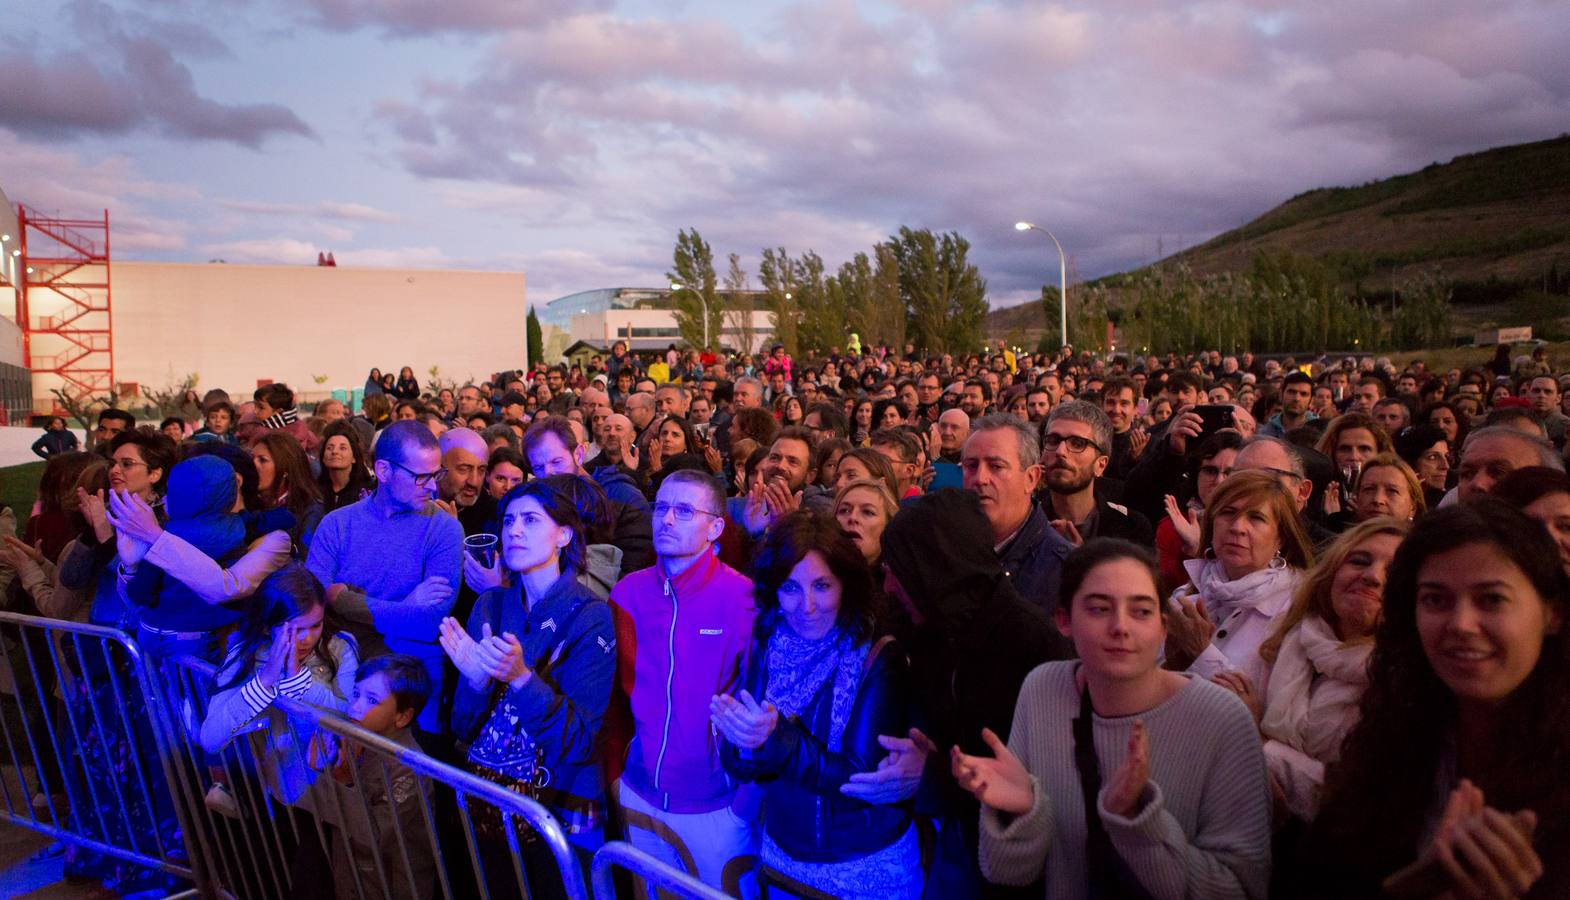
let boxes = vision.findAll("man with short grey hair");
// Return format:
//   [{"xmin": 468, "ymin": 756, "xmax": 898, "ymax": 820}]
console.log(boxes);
[
  {"xmin": 962, "ymin": 414, "xmax": 1073, "ymax": 637},
  {"xmin": 1456, "ymin": 426, "xmax": 1564, "ymax": 503},
  {"xmin": 733, "ymin": 377, "xmax": 764, "ymax": 411}
]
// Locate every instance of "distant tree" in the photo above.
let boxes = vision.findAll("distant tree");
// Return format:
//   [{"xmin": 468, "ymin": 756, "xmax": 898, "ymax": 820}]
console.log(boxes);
[
  {"xmin": 526, "ymin": 307, "xmax": 544, "ymax": 367},
  {"xmin": 839, "ymin": 244, "xmax": 906, "ymax": 352},
  {"xmin": 792, "ymin": 251, "xmax": 841, "ymax": 354},
  {"xmin": 759, "ymin": 247, "xmax": 799, "ymax": 357},
  {"xmin": 888, "ymin": 227, "xmax": 988, "ymax": 353},
  {"xmin": 722, "ymin": 252, "xmax": 756, "ymax": 354},
  {"xmin": 668, "ymin": 229, "xmax": 722, "ymax": 350}
]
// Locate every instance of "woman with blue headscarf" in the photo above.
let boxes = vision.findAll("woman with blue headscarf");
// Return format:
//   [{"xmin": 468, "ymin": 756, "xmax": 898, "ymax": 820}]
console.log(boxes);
[{"xmin": 120, "ymin": 454, "xmax": 250, "ymax": 663}]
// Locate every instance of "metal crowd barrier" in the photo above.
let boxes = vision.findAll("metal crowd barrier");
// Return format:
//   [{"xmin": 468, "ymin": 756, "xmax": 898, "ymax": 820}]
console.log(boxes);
[
  {"xmin": 0, "ymin": 610, "xmax": 199, "ymax": 892},
  {"xmin": 0, "ymin": 611, "xmax": 596, "ymax": 900},
  {"xmin": 590, "ymin": 842, "xmax": 729, "ymax": 900}
]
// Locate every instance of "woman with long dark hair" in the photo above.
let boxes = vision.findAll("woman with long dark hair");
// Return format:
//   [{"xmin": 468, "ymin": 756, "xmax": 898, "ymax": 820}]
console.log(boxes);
[
  {"xmin": 444, "ymin": 481, "xmax": 614, "ymax": 900},
  {"xmin": 199, "ymin": 563, "xmax": 356, "ymax": 799},
  {"xmin": 960, "ymin": 539, "xmax": 1271, "ymax": 898},
  {"xmin": 318, "ymin": 420, "xmax": 375, "ymax": 513},
  {"xmin": 1300, "ymin": 500, "xmax": 1568, "ymax": 896},
  {"xmin": 394, "ymin": 366, "xmax": 422, "ymax": 401},
  {"xmin": 716, "ymin": 510, "xmax": 919, "ymax": 899},
  {"xmin": 252, "ymin": 432, "xmax": 326, "ymax": 549},
  {"xmin": 364, "ymin": 368, "xmax": 385, "ymax": 396}
]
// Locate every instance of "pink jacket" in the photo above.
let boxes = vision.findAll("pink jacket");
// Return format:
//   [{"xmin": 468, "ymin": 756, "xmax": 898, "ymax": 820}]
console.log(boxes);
[{"xmin": 610, "ymin": 552, "xmax": 756, "ymax": 813}]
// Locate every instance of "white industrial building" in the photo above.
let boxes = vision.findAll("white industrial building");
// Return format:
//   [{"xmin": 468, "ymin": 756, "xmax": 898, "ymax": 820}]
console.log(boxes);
[{"xmin": 540, "ymin": 287, "xmax": 776, "ymax": 355}]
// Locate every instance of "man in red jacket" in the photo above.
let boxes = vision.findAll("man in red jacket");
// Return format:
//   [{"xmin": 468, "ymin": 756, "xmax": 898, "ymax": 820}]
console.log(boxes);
[{"xmin": 608, "ymin": 469, "xmax": 758, "ymax": 888}]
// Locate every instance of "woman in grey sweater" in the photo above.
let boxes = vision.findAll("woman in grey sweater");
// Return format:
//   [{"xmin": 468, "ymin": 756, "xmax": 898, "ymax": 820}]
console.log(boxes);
[{"xmin": 955, "ymin": 539, "xmax": 1272, "ymax": 899}]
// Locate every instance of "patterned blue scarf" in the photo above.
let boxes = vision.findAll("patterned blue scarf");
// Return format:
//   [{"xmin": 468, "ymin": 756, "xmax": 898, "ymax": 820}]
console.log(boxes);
[{"xmin": 764, "ymin": 626, "xmax": 869, "ymax": 751}]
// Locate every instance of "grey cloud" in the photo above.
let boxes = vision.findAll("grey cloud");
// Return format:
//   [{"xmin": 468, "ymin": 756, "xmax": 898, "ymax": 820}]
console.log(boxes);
[
  {"xmin": 366, "ymin": 0, "xmax": 1569, "ymax": 302},
  {"xmin": 0, "ymin": 6, "xmax": 313, "ymax": 147},
  {"xmin": 302, "ymin": 0, "xmax": 609, "ymax": 35}
]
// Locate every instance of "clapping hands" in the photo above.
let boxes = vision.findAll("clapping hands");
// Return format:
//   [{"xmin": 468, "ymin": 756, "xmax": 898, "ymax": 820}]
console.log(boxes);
[{"xmin": 709, "ymin": 689, "xmax": 778, "ymax": 750}]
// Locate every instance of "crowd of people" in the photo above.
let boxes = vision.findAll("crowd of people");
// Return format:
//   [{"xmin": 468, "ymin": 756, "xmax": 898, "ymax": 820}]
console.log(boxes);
[{"xmin": 6, "ymin": 336, "xmax": 1570, "ymax": 899}]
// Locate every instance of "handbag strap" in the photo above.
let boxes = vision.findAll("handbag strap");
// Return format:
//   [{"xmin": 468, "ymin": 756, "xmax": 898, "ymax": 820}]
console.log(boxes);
[{"xmin": 1073, "ymin": 683, "xmax": 1118, "ymax": 896}]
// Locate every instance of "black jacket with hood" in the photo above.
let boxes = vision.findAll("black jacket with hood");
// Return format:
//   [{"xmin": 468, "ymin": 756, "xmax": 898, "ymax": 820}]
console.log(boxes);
[{"xmin": 880, "ymin": 490, "xmax": 1070, "ymax": 826}]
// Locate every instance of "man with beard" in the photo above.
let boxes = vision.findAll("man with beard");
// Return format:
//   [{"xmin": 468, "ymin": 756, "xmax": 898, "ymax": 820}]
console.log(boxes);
[
  {"xmin": 434, "ymin": 427, "xmax": 495, "ymax": 536},
  {"xmin": 961, "ymin": 415, "xmax": 1075, "ymax": 627},
  {"xmin": 736, "ymin": 426, "xmax": 823, "ymax": 538},
  {"xmin": 960, "ymin": 380, "xmax": 991, "ymax": 418},
  {"xmin": 1259, "ymin": 371, "xmax": 1317, "ymax": 437},
  {"xmin": 1039, "ymin": 401, "xmax": 1152, "ymax": 545}
]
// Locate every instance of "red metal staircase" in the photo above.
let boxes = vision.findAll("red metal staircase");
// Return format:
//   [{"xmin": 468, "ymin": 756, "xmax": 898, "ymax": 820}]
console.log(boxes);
[{"xmin": 16, "ymin": 206, "xmax": 115, "ymax": 407}]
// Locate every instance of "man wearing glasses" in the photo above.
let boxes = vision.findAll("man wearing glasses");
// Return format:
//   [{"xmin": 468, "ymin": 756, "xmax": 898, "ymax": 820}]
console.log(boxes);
[
  {"xmin": 306, "ymin": 420, "xmax": 464, "ymax": 745},
  {"xmin": 1038, "ymin": 403, "xmax": 1153, "ymax": 547},
  {"xmin": 607, "ymin": 470, "xmax": 757, "ymax": 890}
]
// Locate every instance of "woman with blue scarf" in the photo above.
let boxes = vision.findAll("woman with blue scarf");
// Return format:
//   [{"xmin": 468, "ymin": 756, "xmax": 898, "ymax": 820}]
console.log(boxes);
[
  {"xmin": 120, "ymin": 454, "xmax": 250, "ymax": 662},
  {"xmin": 715, "ymin": 510, "xmax": 921, "ymax": 900}
]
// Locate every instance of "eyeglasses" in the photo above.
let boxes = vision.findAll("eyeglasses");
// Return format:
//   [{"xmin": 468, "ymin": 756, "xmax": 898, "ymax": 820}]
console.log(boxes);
[
  {"xmin": 653, "ymin": 502, "xmax": 722, "ymax": 522},
  {"xmin": 388, "ymin": 459, "xmax": 448, "ymax": 487},
  {"xmin": 109, "ymin": 457, "xmax": 148, "ymax": 470},
  {"xmin": 1251, "ymin": 465, "xmax": 1304, "ymax": 483},
  {"xmin": 1041, "ymin": 433, "xmax": 1103, "ymax": 455}
]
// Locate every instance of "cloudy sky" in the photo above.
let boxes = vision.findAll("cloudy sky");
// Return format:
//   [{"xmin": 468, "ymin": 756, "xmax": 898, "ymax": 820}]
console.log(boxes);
[{"xmin": 4, "ymin": 0, "xmax": 1566, "ymax": 307}]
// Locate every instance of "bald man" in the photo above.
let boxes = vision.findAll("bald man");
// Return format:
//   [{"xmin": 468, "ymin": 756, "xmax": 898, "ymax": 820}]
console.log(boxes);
[
  {"xmin": 437, "ymin": 427, "xmax": 495, "ymax": 535},
  {"xmin": 935, "ymin": 408, "xmax": 971, "ymax": 464}
]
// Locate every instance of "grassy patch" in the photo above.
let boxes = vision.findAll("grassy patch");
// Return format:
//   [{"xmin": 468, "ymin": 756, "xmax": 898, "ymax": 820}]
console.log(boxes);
[{"xmin": 0, "ymin": 461, "xmax": 44, "ymax": 518}]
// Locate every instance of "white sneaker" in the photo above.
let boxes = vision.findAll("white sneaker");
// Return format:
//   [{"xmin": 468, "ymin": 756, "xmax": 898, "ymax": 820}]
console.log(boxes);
[{"xmin": 205, "ymin": 783, "xmax": 241, "ymax": 819}]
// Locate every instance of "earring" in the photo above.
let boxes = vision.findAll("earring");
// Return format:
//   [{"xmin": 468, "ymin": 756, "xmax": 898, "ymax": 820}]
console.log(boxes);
[{"xmin": 1268, "ymin": 550, "xmax": 1286, "ymax": 570}]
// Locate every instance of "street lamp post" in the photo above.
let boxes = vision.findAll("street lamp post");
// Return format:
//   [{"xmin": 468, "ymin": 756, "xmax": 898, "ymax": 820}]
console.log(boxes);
[
  {"xmin": 670, "ymin": 281, "xmax": 709, "ymax": 349},
  {"xmin": 1015, "ymin": 221, "xmax": 1068, "ymax": 350}
]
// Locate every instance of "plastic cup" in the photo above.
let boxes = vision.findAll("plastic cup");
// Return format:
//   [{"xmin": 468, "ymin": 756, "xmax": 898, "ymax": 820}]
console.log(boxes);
[{"xmin": 463, "ymin": 533, "xmax": 498, "ymax": 567}]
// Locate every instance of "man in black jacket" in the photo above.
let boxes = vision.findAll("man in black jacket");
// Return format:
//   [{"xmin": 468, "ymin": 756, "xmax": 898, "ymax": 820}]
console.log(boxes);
[{"xmin": 843, "ymin": 490, "xmax": 1068, "ymax": 897}]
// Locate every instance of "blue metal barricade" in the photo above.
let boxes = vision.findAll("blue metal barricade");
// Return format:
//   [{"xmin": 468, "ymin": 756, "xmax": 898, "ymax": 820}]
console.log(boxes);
[
  {"xmin": 591, "ymin": 841, "xmax": 731, "ymax": 900},
  {"xmin": 0, "ymin": 611, "xmax": 594, "ymax": 900},
  {"xmin": 0, "ymin": 610, "xmax": 204, "ymax": 893}
]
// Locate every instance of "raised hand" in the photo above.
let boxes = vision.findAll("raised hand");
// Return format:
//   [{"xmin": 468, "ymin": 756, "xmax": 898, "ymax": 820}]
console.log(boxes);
[
  {"xmin": 842, "ymin": 728, "xmax": 936, "ymax": 803},
  {"xmin": 709, "ymin": 689, "xmax": 778, "ymax": 750},
  {"xmin": 477, "ymin": 632, "xmax": 532, "ymax": 689},
  {"xmin": 951, "ymin": 727, "xmax": 1034, "ymax": 815},
  {"xmin": 1166, "ymin": 406, "xmax": 1204, "ymax": 454},
  {"xmin": 847, "ymin": 725, "xmax": 929, "ymax": 804},
  {"xmin": 0, "ymin": 536, "xmax": 46, "ymax": 570},
  {"xmin": 703, "ymin": 444, "xmax": 724, "ymax": 475},
  {"xmin": 1429, "ymin": 780, "xmax": 1542, "ymax": 899},
  {"xmin": 1103, "ymin": 722, "xmax": 1151, "ymax": 817},
  {"xmin": 1049, "ymin": 519, "xmax": 1084, "ymax": 547},
  {"xmin": 1129, "ymin": 427, "xmax": 1150, "ymax": 459},
  {"xmin": 1164, "ymin": 494, "xmax": 1202, "ymax": 556},
  {"xmin": 78, "ymin": 487, "xmax": 113, "ymax": 543},
  {"xmin": 439, "ymin": 618, "xmax": 492, "ymax": 688},
  {"xmin": 258, "ymin": 624, "xmax": 293, "ymax": 690},
  {"xmin": 1165, "ymin": 596, "xmax": 1215, "ymax": 670},
  {"xmin": 463, "ymin": 552, "xmax": 505, "ymax": 594},
  {"xmin": 107, "ymin": 489, "xmax": 163, "ymax": 546}
]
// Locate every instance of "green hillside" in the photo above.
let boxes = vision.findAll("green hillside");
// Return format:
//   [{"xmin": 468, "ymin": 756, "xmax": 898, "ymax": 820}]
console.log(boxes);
[{"xmin": 990, "ymin": 135, "xmax": 1570, "ymax": 346}]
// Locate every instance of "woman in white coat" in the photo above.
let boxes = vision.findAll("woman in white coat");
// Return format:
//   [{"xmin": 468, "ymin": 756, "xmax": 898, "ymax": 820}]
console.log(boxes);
[
  {"xmin": 1164, "ymin": 470, "xmax": 1314, "ymax": 689},
  {"xmin": 1220, "ymin": 518, "xmax": 1408, "ymax": 822}
]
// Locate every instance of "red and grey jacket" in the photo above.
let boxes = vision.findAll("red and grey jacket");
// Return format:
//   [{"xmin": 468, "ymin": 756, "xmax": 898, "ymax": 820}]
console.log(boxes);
[{"xmin": 609, "ymin": 551, "xmax": 756, "ymax": 814}]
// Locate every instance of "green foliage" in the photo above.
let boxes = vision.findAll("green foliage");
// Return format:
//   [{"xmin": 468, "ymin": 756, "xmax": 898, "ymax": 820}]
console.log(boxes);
[
  {"xmin": 667, "ymin": 229, "xmax": 723, "ymax": 349},
  {"xmin": 525, "ymin": 307, "xmax": 543, "ymax": 367},
  {"xmin": 792, "ymin": 251, "xmax": 841, "ymax": 355},
  {"xmin": 759, "ymin": 247, "xmax": 799, "ymax": 357},
  {"xmin": 1106, "ymin": 252, "xmax": 1456, "ymax": 354},
  {"xmin": 887, "ymin": 227, "xmax": 989, "ymax": 354},
  {"xmin": 721, "ymin": 253, "xmax": 756, "ymax": 353},
  {"xmin": 837, "ymin": 244, "xmax": 906, "ymax": 352},
  {"xmin": 1039, "ymin": 285, "xmax": 1064, "ymax": 349}
]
